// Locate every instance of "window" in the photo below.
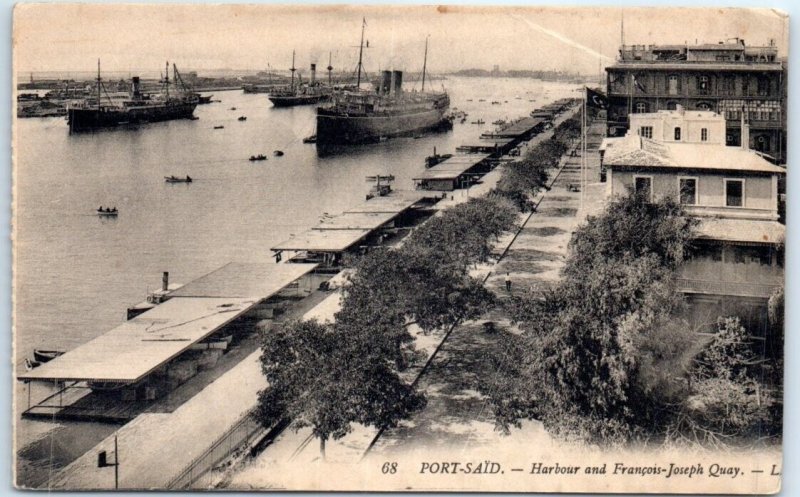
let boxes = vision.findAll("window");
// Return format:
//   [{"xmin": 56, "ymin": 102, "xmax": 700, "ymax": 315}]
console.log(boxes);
[
  {"xmin": 720, "ymin": 76, "xmax": 736, "ymax": 96},
  {"xmin": 666, "ymin": 101, "xmax": 678, "ymax": 110},
  {"xmin": 668, "ymin": 75, "xmax": 679, "ymax": 95},
  {"xmin": 634, "ymin": 176, "xmax": 653, "ymax": 201},
  {"xmin": 757, "ymin": 77, "xmax": 769, "ymax": 96},
  {"xmin": 674, "ymin": 127, "xmax": 682, "ymax": 141},
  {"xmin": 639, "ymin": 126, "xmax": 653, "ymax": 139},
  {"xmin": 725, "ymin": 179, "xmax": 744, "ymax": 207},
  {"xmin": 679, "ymin": 177, "xmax": 698, "ymax": 205},
  {"xmin": 697, "ymin": 75, "xmax": 709, "ymax": 93},
  {"xmin": 635, "ymin": 102, "xmax": 648, "ymax": 113},
  {"xmin": 696, "ymin": 102, "xmax": 712, "ymax": 111},
  {"xmin": 701, "ymin": 128, "xmax": 708, "ymax": 142}
]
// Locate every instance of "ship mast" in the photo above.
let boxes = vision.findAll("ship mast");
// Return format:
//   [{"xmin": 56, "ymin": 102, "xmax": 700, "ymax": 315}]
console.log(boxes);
[
  {"xmin": 356, "ymin": 18, "xmax": 366, "ymax": 88},
  {"xmin": 421, "ymin": 35, "xmax": 429, "ymax": 92},
  {"xmin": 290, "ymin": 50, "xmax": 296, "ymax": 91},
  {"xmin": 164, "ymin": 61, "xmax": 170, "ymax": 99},
  {"xmin": 96, "ymin": 59, "xmax": 101, "ymax": 109},
  {"xmin": 327, "ymin": 51, "xmax": 333, "ymax": 86}
]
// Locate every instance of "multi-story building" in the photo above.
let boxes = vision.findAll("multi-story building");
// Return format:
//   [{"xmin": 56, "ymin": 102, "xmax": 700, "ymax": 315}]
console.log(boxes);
[
  {"xmin": 603, "ymin": 109, "xmax": 785, "ymax": 332},
  {"xmin": 605, "ymin": 38, "xmax": 786, "ymax": 163}
]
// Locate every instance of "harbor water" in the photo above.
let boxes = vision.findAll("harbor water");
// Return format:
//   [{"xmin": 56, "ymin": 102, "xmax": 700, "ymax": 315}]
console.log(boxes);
[{"xmin": 14, "ymin": 77, "xmax": 580, "ymax": 451}]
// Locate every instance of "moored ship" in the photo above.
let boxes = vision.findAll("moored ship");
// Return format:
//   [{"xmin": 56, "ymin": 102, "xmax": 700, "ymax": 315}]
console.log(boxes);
[
  {"xmin": 268, "ymin": 52, "xmax": 333, "ymax": 107},
  {"xmin": 67, "ymin": 61, "xmax": 198, "ymax": 132},
  {"xmin": 315, "ymin": 24, "xmax": 451, "ymax": 148}
]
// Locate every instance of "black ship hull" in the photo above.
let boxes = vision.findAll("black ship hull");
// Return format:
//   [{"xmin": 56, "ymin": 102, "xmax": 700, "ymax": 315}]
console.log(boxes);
[
  {"xmin": 316, "ymin": 107, "xmax": 451, "ymax": 146},
  {"xmin": 269, "ymin": 94, "xmax": 330, "ymax": 107},
  {"xmin": 67, "ymin": 101, "xmax": 198, "ymax": 132}
]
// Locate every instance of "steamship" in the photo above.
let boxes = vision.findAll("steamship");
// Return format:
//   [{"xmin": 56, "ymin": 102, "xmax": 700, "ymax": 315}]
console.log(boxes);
[
  {"xmin": 315, "ymin": 24, "xmax": 451, "ymax": 147},
  {"xmin": 268, "ymin": 52, "xmax": 333, "ymax": 107},
  {"xmin": 67, "ymin": 61, "xmax": 198, "ymax": 133}
]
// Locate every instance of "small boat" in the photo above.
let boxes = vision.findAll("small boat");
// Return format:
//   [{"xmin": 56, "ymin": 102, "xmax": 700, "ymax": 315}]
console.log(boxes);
[
  {"xmin": 238, "ymin": 116, "xmax": 247, "ymax": 121},
  {"xmin": 478, "ymin": 99, "xmax": 485, "ymax": 102},
  {"xmin": 466, "ymin": 99, "xmax": 473, "ymax": 102},
  {"xmin": 165, "ymin": 175, "xmax": 193, "ymax": 183},
  {"xmin": 425, "ymin": 151, "xmax": 453, "ymax": 168},
  {"xmin": 302, "ymin": 135, "xmax": 317, "ymax": 144},
  {"xmin": 273, "ymin": 150, "xmax": 284, "ymax": 157},
  {"xmin": 33, "ymin": 349, "xmax": 65, "ymax": 363},
  {"xmin": 214, "ymin": 125, "xmax": 224, "ymax": 129},
  {"xmin": 189, "ymin": 116, "xmax": 199, "ymax": 120},
  {"xmin": 229, "ymin": 107, "xmax": 237, "ymax": 110},
  {"xmin": 471, "ymin": 119, "xmax": 485, "ymax": 125},
  {"xmin": 97, "ymin": 207, "xmax": 118, "ymax": 216},
  {"xmin": 249, "ymin": 154, "xmax": 267, "ymax": 161},
  {"xmin": 491, "ymin": 101, "xmax": 501, "ymax": 105}
]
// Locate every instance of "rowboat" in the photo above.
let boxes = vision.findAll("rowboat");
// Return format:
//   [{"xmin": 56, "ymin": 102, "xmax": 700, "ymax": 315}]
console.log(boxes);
[
  {"xmin": 97, "ymin": 208, "xmax": 118, "ymax": 216},
  {"xmin": 165, "ymin": 176, "xmax": 192, "ymax": 183}
]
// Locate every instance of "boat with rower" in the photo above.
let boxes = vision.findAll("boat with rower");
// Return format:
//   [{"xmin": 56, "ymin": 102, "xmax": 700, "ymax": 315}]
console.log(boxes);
[
  {"xmin": 97, "ymin": 207, "xmax": 118, "ymax": 216},
  {"xmin": 165, "ymin": 175, "xmax": 192, "ymax": 183}
]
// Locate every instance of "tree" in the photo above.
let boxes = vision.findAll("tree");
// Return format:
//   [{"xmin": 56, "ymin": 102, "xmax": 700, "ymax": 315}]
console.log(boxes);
[
  {"xmin": 255, "ymin": 195, "xmax": 520, "ymax": 455},
  {"xmin": 254, "ymin": 319, "xmax": 426, "ymax": 457},
  {"xmin": 666, "ymin": 317, "xmax": 777, "ymax": 448},
  {"xmin": 483, "ymin": 191, "xmax": 701, "ymax": 445}
]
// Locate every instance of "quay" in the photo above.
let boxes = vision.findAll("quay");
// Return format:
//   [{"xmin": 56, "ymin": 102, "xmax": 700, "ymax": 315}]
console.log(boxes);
[{"xmin": 22, "ymin": 94, "xmax": 581, "ymax": 490}]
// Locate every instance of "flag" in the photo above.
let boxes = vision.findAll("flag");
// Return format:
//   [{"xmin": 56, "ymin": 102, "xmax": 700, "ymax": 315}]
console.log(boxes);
[{"xmin": 586, "ymin": 88, "xmax": 608, "ymax": 110}]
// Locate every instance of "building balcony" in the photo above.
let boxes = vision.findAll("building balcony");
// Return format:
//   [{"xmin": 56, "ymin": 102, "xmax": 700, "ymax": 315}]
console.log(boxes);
[{"xmin": 676, "ymin": 277, "xmax": 782, "ymax": 299}]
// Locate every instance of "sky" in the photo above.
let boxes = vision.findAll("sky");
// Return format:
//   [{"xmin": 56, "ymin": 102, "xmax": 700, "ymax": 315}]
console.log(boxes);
[{"xmin": 12, "ymin": 5, "xmax": 788, "ymax": 78}]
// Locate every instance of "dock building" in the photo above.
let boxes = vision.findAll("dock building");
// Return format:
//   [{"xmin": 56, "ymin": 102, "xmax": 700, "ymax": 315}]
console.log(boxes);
[
  {"xmin": 19, "ymin": 262, "xmax": 319, "ymax": 422},
  {"xmin": 271, "ymin": 191, "xmax": 439, "ymax": 268},
  {"xmin": 605, "ymin": 39, "xmax": 786, "ymax": 162},
  {"xmin": 603, "ymin": 108, "xmax": 785, "ymax": 332}
]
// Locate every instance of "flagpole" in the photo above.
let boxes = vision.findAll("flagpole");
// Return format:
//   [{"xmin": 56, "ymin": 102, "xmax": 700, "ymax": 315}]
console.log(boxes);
[{"xmin": 581, "ymin": 87, "xmax": 586, "ymax": 212}]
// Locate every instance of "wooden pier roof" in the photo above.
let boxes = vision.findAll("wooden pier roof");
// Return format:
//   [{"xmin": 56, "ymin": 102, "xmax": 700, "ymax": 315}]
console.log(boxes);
[
  {"xmin": 413, "ymin": 154, "xmax": 491, "ymax": 181},
  {"xmin": 344, "ymin": 191, "xmax": 429, "ymax": 214},
  {"xmin": 167, "ymin": 262, "xmax": 317, "ymax": 299},
  {"xmin": 19, "ymin": 297, "xmax": 256, "ymax": 383},
  {"xmin": 481, "ymin": 117, "xmax": 545, "ymax": 139},
  {"xmin": 19, "ymin": 263, "xmax": 318, "ymax": 384},
  {"xmin": 272, "ymin": 229, "xmax": 371, "ymax": 253},
  {"xmin": 312, "ymin": 211, "xmax": 396, "ymax": 231}
]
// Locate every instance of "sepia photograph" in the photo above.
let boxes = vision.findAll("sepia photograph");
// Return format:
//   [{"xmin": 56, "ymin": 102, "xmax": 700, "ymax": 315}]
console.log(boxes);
[{"xmin": 11, "ymin": 4, "xmax": 787, "ymax": 493}]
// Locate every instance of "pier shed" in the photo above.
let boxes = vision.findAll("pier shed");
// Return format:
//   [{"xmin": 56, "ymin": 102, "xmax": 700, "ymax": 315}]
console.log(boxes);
[
  {"xmin": 413, "ymin": 154, "xmax": 492, "ymax": 191},
  {"xmin": 456, "ymin": 137, "xmax": 515, "ymax": 155},
  {"xmin": 481, "ymin": 117, "xmax": 546, "ymax": 141},
  {"xmin": 272, "ymin": 191, "xmax": 437, "ymax": 267},
  {"xmin": 19, "ymin": 262, "xmax": 318, "ymax": 422}
]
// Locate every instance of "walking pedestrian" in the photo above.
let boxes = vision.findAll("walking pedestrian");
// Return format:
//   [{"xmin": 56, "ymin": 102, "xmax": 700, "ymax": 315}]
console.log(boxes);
[{"xmin": 505, "ymin": 272, "xmax": 512, "ymax": 292}]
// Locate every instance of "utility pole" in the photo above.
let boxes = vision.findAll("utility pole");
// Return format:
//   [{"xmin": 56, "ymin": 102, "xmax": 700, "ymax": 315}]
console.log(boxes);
[{"xmin": 97, "ymin": 434, "xmax": 120, "ymax": 489}]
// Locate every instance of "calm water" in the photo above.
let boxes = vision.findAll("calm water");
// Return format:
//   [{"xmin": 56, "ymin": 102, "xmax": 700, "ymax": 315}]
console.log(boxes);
[{"xmin": 14, "ymin": 77, "xmax": 580, "ymax": 441}]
